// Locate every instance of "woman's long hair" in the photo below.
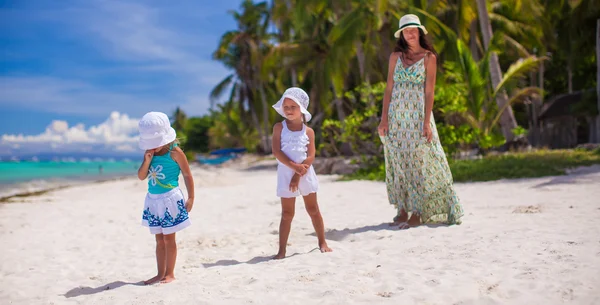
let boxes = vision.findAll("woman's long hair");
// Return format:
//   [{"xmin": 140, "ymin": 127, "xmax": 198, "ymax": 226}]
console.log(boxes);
[{"xmin": 394, "ymin": 28, "xmax": 437, "ymax": 60}]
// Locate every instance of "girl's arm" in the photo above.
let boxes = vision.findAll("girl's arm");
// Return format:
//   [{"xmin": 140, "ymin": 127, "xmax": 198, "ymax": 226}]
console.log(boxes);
[
  {"xmin": 171, "ymin": 147, "xmax": 195, "ymax": 212},
  {"xmin": 301, "ymin": 127, "xmax": 316, "ymax": 167},
  {"xmin": 424, "ymin": 52, "xmax": 437, "ymax": 126},
  {"xmin": 137, "ymin": 150, "xmax": 153, "ymax": 180},
  {"xmin": 272, "ymin": 123, "xmax": 306, "ymax": 173}
]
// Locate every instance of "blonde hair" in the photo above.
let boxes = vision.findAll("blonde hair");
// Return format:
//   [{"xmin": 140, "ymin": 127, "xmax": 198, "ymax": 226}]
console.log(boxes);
[{"xmin": 158, "ymin": 138, "xmax": 181, "ymax": 151}]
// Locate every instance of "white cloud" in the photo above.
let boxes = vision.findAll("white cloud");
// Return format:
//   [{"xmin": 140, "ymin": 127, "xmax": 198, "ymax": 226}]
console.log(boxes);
[{"xmin": 1, "ymin": 111, "xmax": 141, "ymax": 156}]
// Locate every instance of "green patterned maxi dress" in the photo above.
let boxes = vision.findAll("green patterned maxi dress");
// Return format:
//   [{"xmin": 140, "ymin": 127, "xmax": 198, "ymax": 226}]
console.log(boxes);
[{"xmin": 382, "ymin": 54, "xmax": 463, "ymax": 224}]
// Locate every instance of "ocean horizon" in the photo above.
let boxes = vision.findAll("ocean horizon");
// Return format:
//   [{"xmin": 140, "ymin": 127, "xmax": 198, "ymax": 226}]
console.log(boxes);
[{"xmin": 0, "ymin": 159, "xmax": 140, "ymax": 200}]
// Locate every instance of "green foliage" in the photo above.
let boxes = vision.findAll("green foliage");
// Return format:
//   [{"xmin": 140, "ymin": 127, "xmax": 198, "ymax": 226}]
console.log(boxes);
[
  {"xmin": 449, "ymin": 149, "xmax": 600, "ymax": 182},
  {"xmin": 345, "ymin": 149, "xmax": 600, "ymax": 182},
  {"xmin": 195, "ymin": 0, "xmax": 598, "ymax": 157},
  {"xmin": 208, "ymin": 103, "xmax": 260, "ymax": 152},
  {"xmin": 512, "ymin": 126, "xmax": 528, "ymax": 137},
  {"xmin": 435, "ymin": 123, "xmax": 476, "ymax": 156},
  {"xmin": 172, "ymin": 107, "xmax": 187, "ymax": 134},
  {"xmin": 184, "ymin": 150, "xmax": 195, "ymax": 161},
  {"xmin": 320, "ymin": 82, "xmax": 386, "ymax": 157},
  {"xmin": 185, "ymin": 116, "xmax": 214, "ymax": 153},
  {"xmin": 440, "ymin": 39, "xmax": 543, "ymax": 149}
]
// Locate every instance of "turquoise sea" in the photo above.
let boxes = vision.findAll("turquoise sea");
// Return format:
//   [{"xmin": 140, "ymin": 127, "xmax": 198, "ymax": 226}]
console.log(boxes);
[{"xmin": 0, "ymin": 160, "xmax": 138, "ymax": 199}]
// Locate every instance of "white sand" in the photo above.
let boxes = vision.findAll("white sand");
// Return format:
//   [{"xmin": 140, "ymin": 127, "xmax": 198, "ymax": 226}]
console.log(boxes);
[{"xmin": 1, "ymin": 161, "xmax": 599, "ymax": 305}]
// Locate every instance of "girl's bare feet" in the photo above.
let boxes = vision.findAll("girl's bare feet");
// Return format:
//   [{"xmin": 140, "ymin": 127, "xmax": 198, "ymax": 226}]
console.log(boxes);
[
  {"xmin": 160, "ymin": 275, "xmax": 175, "ymax": 284},
  {"xmin": 319, "ymin": 243, "xmax": 332, "ymax": 253},
  {"xmin": 144, "ymin": 274, "xmax": 164, "ymax": 285}
]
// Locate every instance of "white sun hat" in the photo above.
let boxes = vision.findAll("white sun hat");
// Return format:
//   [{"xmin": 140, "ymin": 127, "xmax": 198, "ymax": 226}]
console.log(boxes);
[
  {"xmin": 138, "ymin": 112, "xmax": 177, "ymax": 150},
  {"xmin": 394, "ymin": 14, "xmax": 428, "ymax": 38},
  {"xmin": 272, "ymin": 87, "xmax": 312, "ymax": 122}
]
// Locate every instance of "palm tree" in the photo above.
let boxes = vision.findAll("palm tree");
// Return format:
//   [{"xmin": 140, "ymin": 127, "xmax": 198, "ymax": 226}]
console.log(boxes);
[
  {"xmin": 475, "ymin": 0, "xmax": 520, "ymax": 143},
  {"xmin": 274, "ymin": 1, "xmax": 368, "ymax": 116},
  {"xmin": 444, "ymin": 39, "xmax": 544, "ymax": 149},
  {"xmin": 211, "ymin": 0, "xmax": 273, "ymax": 153},
  {"xmin": 171, "ymin": 107, "xmax": 187, "ymax": 134}
]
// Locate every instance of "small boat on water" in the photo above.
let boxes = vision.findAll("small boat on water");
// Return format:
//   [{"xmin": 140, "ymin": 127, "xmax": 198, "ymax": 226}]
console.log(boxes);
[{"xmin": 196, "ymin": 148, "xmax": 247, "ymax": 165}]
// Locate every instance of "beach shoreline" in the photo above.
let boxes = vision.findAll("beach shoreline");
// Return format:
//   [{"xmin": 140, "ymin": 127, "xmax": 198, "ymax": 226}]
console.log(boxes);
[{"xmin": 0, "ymin": 174, "xmax": 135, "ymax": 203}]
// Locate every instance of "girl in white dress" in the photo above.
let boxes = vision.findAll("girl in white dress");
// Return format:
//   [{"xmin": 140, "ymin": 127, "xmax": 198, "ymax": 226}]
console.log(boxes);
[{"xmin": 271, "ymin": 87, "xmax": 332, "ymax": 259}]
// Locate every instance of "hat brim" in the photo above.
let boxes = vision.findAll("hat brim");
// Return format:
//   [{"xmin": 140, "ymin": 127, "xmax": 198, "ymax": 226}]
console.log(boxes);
[
  {"xmin": 394, "ymin": 25, "xmax": 428, "ymax": 38},
  {"xmin": 139, "ymin": 127, "xmax": 177, "ymax": 150},
  {"xmin": 272, "ymin": 95, "xmax": 312, "ymax": 122}
]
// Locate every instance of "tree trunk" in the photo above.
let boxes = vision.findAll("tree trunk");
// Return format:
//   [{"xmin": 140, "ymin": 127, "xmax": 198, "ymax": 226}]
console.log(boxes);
[
  {"xmin": 594, "ymin": 19, "xmax": 600, "ymax": 143},
  {"xmin": 248, "ymin": 99, "xmax": 264, "ymax": 153},
  {"xmin": 531, "ymin": 60, "xmax": 545, "ymax": 146},
  {"xmin": 529, "ymin": 69, "xmax": 540, "ymax": 146},
  {"xmin": 291, "ymin": 68, "xmax": 298, "ymax": 86},
  {"xmin": 258, "ymin": 84, "xmax": 272, "ymax": 153},
  {"xmin": 470, "ymin": 20, "xmax": 480, "ymax": 61},
  {"xmin": 356, "ymin": 41, "xmax": 366, "ymax": 80},
  {"xmin": 476, "ymin": 0, "xmax": 519, "ymax": 143},
  {"xmin": 567, "ymin": 59, "xmax": 573, "ymax": 93},
  {"xmin": 379, "ymin": 12, "xmax": 392, "ymax": 69},
  {"xmin": 332, "ymin": 89, "xmax": 353, "ymax": 156}
]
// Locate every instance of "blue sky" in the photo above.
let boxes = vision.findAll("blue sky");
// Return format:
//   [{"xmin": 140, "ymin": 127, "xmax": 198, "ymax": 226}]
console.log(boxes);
[{"xmin": 0, "ymin": 0, "xmax": 239, "ymax": 156}]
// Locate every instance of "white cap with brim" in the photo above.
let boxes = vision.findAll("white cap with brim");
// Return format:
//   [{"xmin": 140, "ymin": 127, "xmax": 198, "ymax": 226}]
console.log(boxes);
[
  {"xmin": 272, "ymin": 87, "xmax": 312, "ymax": 122},
  {"xmin": 138, "ymin": 112, "xmax": 177, "ymax": 150},
  {"xmin": 394, "ymin": 14, "xmax": 428, "ymax": 38}
]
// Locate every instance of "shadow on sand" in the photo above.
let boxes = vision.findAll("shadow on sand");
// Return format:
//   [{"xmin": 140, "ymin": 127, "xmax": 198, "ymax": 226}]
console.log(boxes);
[
  {"xmin": 242, "ymin": 163, "xmax": 278, "ymax": 172},
  {"xmin": 532, "ymin": 165, "xmax": 600, "ymax": 188},
  {"xmin": 64, "ymin": 281, "xmax": 144, "ymax": 298},
  {"xmin": 306, "ymin": 222, "xmax": 450, "ymax": 241},
  {"xmin": 202, "ymin": 250, "xmax": 318, "ymax": 268}
]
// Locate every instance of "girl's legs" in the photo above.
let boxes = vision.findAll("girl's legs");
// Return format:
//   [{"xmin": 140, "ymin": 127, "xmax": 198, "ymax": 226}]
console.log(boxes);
[
  {"xmin": 161, "ymin": 232, "xmax": 177, "ymax": 283},
  {"xmin": 144, "ymin": 233, "xmax": 166, "ymax": 285},
  {"xmin": 302, "ymin": 193, "xmax": 332, "ymax": 253},
  {"xmin": 274, "ymin": 197, "xmax": 295, "ymax": 259}
]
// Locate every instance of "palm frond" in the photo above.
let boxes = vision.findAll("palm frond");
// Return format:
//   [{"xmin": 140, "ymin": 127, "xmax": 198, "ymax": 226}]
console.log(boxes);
[
  {"xmin": 209, "ymin": 74, "xmax": 235, "ymax": 105},
  {"xmin": 493, "ymin": 56, "xmax": 546, "ymax": 98},
  {"xmin": 502, "ymin": 34, "xmax": 530, "ymax": 57},
  {"xmin": 491, "ymin": 87, "xmax": 542, "ymax": 128}
]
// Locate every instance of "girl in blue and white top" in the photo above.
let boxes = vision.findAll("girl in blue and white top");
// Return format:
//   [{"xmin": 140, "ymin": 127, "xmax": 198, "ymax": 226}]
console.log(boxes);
[
  {"xmin": 271, "ymin": 87, "xmax": 332, "ymax": 259},
  {"xmin": 137, "ymin": 111, "xmax": 194, "ymax": 285}
]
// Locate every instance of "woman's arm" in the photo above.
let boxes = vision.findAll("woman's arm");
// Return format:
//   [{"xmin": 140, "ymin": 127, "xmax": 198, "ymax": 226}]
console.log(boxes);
[
  {"xmin": 382, "ymin": 53, "xmax": 398, "ymax": 121},
  {"xmin": 423, "ymin": 52, "xmax": 437, "ymax": 142},
  {"xmin": 272, "ymin": 123, "xmax": 306, "ymax": 173},
  {"xmin": 171, "ymin": 147, "xmax": 195, "ymax": 212},
  {"xmin": 378, "ymin": 52, "xmax": 399, "ymax": 135},
  {"xmin": 424, "ymin": 52, "xmax": 437, "ymax": 126}
]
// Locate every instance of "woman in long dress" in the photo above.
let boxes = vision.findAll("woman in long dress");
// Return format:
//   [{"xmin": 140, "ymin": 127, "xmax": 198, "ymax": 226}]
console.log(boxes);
[{"xmin": 378, "ymin": 14, "xmax": 464, "ymax": 228}]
